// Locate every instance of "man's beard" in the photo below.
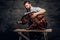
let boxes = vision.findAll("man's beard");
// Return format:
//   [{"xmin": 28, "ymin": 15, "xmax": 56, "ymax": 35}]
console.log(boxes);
[{"xmin": 26, "ymin": 8, "xmax": 30, "ymax": 12}]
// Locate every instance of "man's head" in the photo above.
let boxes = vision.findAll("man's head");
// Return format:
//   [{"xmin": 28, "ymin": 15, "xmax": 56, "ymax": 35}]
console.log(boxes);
[{"xmin": 23, "ymin": 1, "xmax": 32, "ymax": 9}]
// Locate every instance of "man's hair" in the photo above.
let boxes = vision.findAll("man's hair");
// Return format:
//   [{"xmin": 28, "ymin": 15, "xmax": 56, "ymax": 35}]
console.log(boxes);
[{"xmin": 23, "ymin": 0, "xmax": 31, "ymax": 5}]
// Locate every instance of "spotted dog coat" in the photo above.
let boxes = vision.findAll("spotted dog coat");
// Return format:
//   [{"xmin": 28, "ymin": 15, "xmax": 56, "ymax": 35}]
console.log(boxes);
[{"xmin": 21, "ymin": 12, "xmax": 47, "ymax": 30}]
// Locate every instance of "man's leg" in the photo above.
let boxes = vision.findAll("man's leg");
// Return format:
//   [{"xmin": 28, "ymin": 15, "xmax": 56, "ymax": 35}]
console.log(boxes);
[
  {"xmin": 36, "ymin": 32, "xmax": 44, "ymax": 40},
  {"xmin": 29, "ymin": 32, "xmax": 44, "ymax": 40},
  {"xmin": 29, "ymin": 32, "xmax": 37, "ymax": 40},
  {"xmin": 21, "ymin": 32, "xmax": 29, "ymax": 40}
]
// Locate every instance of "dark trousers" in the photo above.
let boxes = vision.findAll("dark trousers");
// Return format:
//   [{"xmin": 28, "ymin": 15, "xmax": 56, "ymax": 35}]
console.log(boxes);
[
  {"xmin": 29, "ymin": 32, "xmax": 44, "ymax": 40},
  {"xmin": 21, "ymin": 32, "xmax": 44, "ymax": 40}
]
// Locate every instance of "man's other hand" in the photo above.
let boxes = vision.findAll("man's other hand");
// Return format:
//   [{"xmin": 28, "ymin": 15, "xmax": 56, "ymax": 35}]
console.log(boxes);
[{"xmin": 17, "ymin": 21, "xmax": 22, "ymax": 24}]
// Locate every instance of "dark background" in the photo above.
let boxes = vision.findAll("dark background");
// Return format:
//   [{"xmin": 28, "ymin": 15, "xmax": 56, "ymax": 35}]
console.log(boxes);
[{"xmin": 0, "ymin": 0, "xmax": 60, "ymax": 40}]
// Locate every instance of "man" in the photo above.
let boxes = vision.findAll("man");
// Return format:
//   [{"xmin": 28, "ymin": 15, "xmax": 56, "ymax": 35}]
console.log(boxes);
[
  {"xmin": 24, "ymin": 1, "xmax": 46, "ymax": 18},
  {"xmin": 18, "ymin": 0, "xmax": 47, "ymax": 40}
]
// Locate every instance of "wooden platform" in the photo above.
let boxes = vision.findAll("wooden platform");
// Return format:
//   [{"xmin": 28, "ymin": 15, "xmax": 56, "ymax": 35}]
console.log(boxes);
[
  {"xmin": 14, "ymin": 29, "xmax": 52, "ymax": 32},
  {"xmin": 13, "ymin": 29, "xmax": 52, "ymax": 40}
]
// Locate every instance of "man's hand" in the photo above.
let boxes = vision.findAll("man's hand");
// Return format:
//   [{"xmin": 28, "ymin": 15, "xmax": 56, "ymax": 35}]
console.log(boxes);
[
  {"xmin": 31, "ymin": 13, "xmax": 37, "ymax": 18},
  {"xmin": 17, "ymin": 21, "xmax": 22, "ymax": 24}
]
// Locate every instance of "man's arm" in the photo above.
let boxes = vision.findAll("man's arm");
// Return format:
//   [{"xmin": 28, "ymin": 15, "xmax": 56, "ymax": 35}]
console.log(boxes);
[
  {"xmin": 36, "ymin": 9, "xmax": 46, "ymax": 14},
  {"xmin": 31, "ymin": 9, "xmax": 46, "ymax": 18}
]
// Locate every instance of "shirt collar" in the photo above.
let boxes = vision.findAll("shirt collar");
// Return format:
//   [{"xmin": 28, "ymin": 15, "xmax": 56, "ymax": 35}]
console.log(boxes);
[{"xmin": 30, "ymin": 6, "xmax": 33, "ymax": 10}]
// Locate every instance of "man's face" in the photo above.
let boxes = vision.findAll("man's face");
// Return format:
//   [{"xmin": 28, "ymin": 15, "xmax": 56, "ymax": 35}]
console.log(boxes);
[{"xmin": 24, "ymin": 2, "xmax": 31, "ymax": 9}]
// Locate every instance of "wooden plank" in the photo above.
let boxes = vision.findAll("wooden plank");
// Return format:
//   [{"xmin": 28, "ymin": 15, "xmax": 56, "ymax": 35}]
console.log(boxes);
[{"xmin": 14, "ymin": 29, "xmax": 52, "ymax": 32}]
